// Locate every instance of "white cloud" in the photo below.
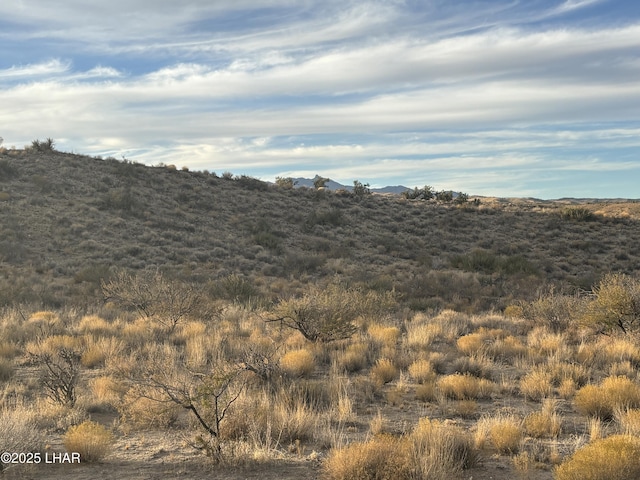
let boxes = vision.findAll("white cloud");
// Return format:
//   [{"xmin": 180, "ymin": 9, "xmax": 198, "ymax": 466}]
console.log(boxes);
[
  {"xmin": 1, "ymin": 1, "xmax": 638, "ymax": 198},
  {"xmin": 0, "ymin": 59, "xmax": 70, "ymax": 79}
]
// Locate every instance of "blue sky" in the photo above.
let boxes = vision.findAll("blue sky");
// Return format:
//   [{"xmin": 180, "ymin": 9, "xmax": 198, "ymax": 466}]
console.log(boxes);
[{"xmin": 1, "ymin": 0, "xmax": 639, "ymax": 198}]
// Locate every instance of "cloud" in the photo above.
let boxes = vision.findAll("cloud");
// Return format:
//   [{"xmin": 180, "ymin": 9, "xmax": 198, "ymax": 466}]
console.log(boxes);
[
  {"xmin": 554, "ymin": 0, "xmax": 604, "ymax": 14},
  {"xmin": 0, "ymin": 59, "xmax": 70, "ymax": 79},
  {"xmin": 1, "ymin": 0, "xmax": 639, "ymax": 198}
]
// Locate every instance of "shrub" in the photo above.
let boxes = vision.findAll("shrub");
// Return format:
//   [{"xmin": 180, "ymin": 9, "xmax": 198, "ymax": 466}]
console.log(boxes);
[
  {"xmin": 584, "ymin": 273, "xmax": 640, "ymax": 335},
  {"xmin": 368, "ymin": 324, "xmax": 401, "ymax": 347},
  {"xmin": 438, "ymin": 374, "xmax": 495, "ymax": 400},
  {"xmin": 64, "ymin": 421, "xmax": 113, "ymax": 462},
  {"xmin": 555, "ymin": 435, "xmax": 640, "ymax": 480},
  {"xmin": 519, "ymin": 368, "xmax": 554, "ymax": 401},
  {"xmin": 29, "ymin": 347, "xmax": 81, "ymax": 406},
  {"xmin": 410, "ymin": 418, "xmax": 477, "ymax": 477},
  {"xmin": 338, "ymin": 343, "xmax": 369, "ymax": 373},
  {"xmin": 271, "ymin": 283, "xmax": 396, "ymax": 343},
  {"xmin": 522, "ymin": 291, "xmax": 586, "ymax": 332},
  {"xmin": 0, "ymin": 407, "xmax": 44, "ymax": 458},
  {"xmin": 416, "ymin": 382, "xmax": 438, "ymax": 402},
  {"xmin": 524, "ymin": 400, "xmax": 562, "ymax": 438},
  {"xmin": 560, "ymin": 206, "xmax": 595, "ymax": 222},
  {"xmin": 30, "ymin": 137, "xmax": 56, "ymax": 152},
  {"xmin": 101, "ymin": 269, "xmax": 204, "ymax": 332},
  {"xmin": 451, "ymin": 249, "xmax": 499, "ymax": 273},
  {"xmin": 371, "ymin": 358, "xmax": 399, "ymax": 385},
  {"xmin": 574, "ymin": 376, "xmax": 640, "ymax": 419},
  {"xmin": 476, "ymin": 414, "xmax": 523, "ymax": 454},
  {"xmin": 352, "ymin": 180, "xmax": 371, "ymax": 197},
  {"xmin": 615, "ymin": 408, "xmax": 640, "ymax": 436},
  {"xmin": 408, "ymin": 359, "xmax": 437, "ymax": 384},
  {"xmin": 280, "ymin": 349, "xmax": 316, "ymax": 378},
  {"xmin": 275, "ymin": 176, "xmax": 296, "ymax": 189}
]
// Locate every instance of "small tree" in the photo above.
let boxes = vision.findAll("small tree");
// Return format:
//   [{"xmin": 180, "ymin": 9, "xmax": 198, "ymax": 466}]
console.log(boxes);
[
  {"xmin": 402, "ymin": 185, "xmax": 433, "ymax": 200},
  {"xmin": 275, "ymin": 176, "xmax": 297, "ymax": 189},
  {"xmin": 313, "ymin": 176, "xmax": 330, "ymax": 189},
  {"xmin": 30, "ymin": 138, "xmax": 56, "ymax": 152},
  {"xmin": 436, "ymin": 190, "xmax": 454, "ymax": 202},
  {"xmin": 353, "ymin": 180, "xmax": 371, "ymax": 197},
  {"xmin": 455, "ymin": 192, "xmax": 469, "ymax": 205},
  {"xmin": 584, "ymin": 273, "xmax": 640, "ymax": 335},
  {"xmin": 122, "ymin": 352, "xmax": 246, "ymax": 463}
]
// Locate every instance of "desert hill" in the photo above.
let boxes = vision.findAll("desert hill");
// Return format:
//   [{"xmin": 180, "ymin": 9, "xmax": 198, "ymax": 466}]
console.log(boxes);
[{"xmin": 1, "ymin": 147, "xmax": 639, "ymax": 310}]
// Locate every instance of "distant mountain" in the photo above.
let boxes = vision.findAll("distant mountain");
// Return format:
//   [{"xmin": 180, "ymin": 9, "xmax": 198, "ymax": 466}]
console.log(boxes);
[{"xmin": 291, "ymin": 175, "xmax": 410, "ymax": 194}]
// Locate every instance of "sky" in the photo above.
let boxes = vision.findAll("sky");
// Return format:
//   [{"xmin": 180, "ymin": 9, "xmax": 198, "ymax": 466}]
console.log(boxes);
[{"xmin": 1, "ymin": 0, "xmax": 639, "ymax": 198}]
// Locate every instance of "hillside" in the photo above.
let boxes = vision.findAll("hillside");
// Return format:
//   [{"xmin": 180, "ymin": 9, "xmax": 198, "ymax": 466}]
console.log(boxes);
[
  {"xmin": 1, "ymin": 147, "xmax": 639, "ymax": 311},
  {"xmin": 3, "ymin": 147, "xmax": 640, "ymax": 480}
]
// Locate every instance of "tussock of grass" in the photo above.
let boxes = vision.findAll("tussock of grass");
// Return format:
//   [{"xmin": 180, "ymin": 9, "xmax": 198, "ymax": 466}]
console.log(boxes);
[
  {"xmin": 555, "ymin": 435, "xmax": 640, "ymax": 480},
  {"xmin": 438, "ymin": 374, "xmax": 495, "ymax": 400},
  {"xmin": 370, "ymin": 358, "xmax": 398, "ymax": 385},
  {"xmin": 64, "ymin": 421, "xmax": 113, "ymax": 462},
  {"xmin": 574, "ymin": 376, "xmax": 640, "ymax": 419},
  {"xmin": 280, "ymin": 349, "xmax": 316, "ymax": 378}
]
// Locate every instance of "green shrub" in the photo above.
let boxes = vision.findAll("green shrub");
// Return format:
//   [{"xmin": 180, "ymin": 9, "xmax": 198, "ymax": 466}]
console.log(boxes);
[
  {"xmin": 584, "ymin": 273, "xmax": 640, "ymax": 335},
  {"xmin": 560, "ymin": 206, "xmax": 595, "ymax": 222},
  {"xmin": 30, "ymin": 137, "xmax": 56, "ymax": 152},
  {"xmin": 451, "ymin": 249, "xmax": 499, "ymax": 274}
]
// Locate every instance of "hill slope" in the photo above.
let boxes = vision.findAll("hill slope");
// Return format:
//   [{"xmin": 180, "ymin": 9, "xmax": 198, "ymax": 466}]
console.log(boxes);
[{"xmin": 1, "ymin": 148, "xmax": 639, "ymax": 310}]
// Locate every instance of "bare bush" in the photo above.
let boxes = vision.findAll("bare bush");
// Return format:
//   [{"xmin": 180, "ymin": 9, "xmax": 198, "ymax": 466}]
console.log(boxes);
[
  {"xmin": 101, "ymin": 269, "xmax": 204, "ymax": 333},
  {"xmin": 269, "ymin": 282, "xmax": 396, "ymax": 342},
  {"xmin": 29, "ymin": 348, "xmax": 81, "ymax": 407}
]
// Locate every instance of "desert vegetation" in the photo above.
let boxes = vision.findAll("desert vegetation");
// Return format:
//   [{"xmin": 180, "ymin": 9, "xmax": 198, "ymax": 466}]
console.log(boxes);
[{"xmin": 1, "ymin": 146, "xmax": 640, "ymax": 479}]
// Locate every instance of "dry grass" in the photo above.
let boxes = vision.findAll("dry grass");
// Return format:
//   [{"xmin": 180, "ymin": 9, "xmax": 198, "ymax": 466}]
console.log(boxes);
[
  {"xmin": 407, "ymin": 358, "xmax": 436, "ymax": 384},
  {"xmin": 367, "ymin": 323, "xmax": 401, "ymax": 348},
  {"xmin": 0, "ymin": 341, "xmax": 20, "ymax": 359},
  {"xmin": 437, "ymin": 374, "xmax": 495, "ymax": 400},
  {"xmin": 409, "ymin": 417, "xmax": 477, "ymax": 478},
  {"xmin": 555, "ymin": 435, "xmax": 640, "ymax": 480},
  {"xmin": 456, "ymin": 333, "xmax": 485, "ymax": 356},
  {"xmin": 76, "ymin": 315, "xmax": 117, "ymax": 336},
  {"xmin": 337, "ymin": 342, "xmax": 369, "ymax": 373},
  {"xmin": 370, "ymin": 358, "xmax": 398, "ymax": 385},
  {"xmin": 476, "ymin": 413, "xmax": 523, "ymax": 454},
  {"xmin": 0, "ymin": 405, "xmax": 44, "ymax": 455},
  {"xmin": 89, "ymin": 375, "xmax": 125, "ymax": 406},
  {"xmin": 325, "ymin": 418, "xmax": 476, "ymax": 480},
  {"xmin": 280, "ymin": 348, "xmax": 316, "ymax": 378},
  {"xmin": 0, "ymin": 357, "xmax": 14, "ymax": 381},
  {"xmin": 64, "ymin": 421, "xmax": 114, "ymax": 462},
  {"xmin": 524, "ymin": 399, "xmax": 562, "ymax": 438},
  {"xmin": 574, "ymin": 376, "xmax": 640, "ymax": 419},
  {"xmin": 415, "ymin": 382, "xmax": 438, "ymax": 402},
  {"xmin": 519, "ymin": 368, "xmax": 554, "ymax": 401},
  {"xmin": 323, "ymin": 434, "xmax": 411, "ymax": 480},
  {"xmin": 614, "ymin": 407, "xmax": 640, "ymax": 436},
  {"xmin": 405, "ymin": 316, "xmax": 443, "ymax": 349}
]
